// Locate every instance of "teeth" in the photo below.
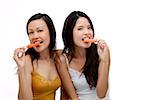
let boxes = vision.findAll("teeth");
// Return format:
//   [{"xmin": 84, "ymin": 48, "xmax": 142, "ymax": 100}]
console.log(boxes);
[
  {"xmin": 33, "ymin": 41, "xmax": 43, "ymax": 44},
  {"xmin": 40, "ymin": 41, "xmax": 43, "ymax": 44}
]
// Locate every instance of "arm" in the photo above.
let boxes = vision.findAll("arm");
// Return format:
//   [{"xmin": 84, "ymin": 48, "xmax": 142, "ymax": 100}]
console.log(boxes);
[
  {"xmin": 96, "ymin": 40, "xmax": 110, "ymax": 98},
  {"xmin": 18, "ymin": 87, "xmax": 22, "ymax": 100},
  {"xmin": 60, "ymin": 86, "xmax": 70, "ymax": 100},
  {"xmin": 17, "ymin": 55, "xmax": 33, "ymax": 100},
  {"xmin": 14, "ymin": 48, "xmax": 33, "ymax": 100},
  {"xmin": 55, "ymin": 52, "xmax": 78, "ymax": 100}
]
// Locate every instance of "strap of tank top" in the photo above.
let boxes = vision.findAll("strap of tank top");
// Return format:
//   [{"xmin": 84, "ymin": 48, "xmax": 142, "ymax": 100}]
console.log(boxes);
[{"xmin": 63, "ymin": 53, "xmax": 69, "ymax": 67}]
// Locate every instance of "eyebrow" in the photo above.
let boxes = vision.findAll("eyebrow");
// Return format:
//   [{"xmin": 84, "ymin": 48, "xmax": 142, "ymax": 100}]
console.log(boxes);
[
  {"xmin": 28, "ymin": 25, "xmax": 45, "ymax": 30},
  {"xmin": 76, "ymin": 25, "xmax": 91, "ymax": 27},
  {"xmin": 76, "ymin": 25, "xmax": 83, "ymax": 28}
]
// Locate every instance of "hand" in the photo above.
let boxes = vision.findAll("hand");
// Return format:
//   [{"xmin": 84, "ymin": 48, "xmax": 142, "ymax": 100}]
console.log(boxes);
[
  {"xmin": 13, "ymin": 47, "xmax": 26, "ymax": 68},
  {"xmin": 97, "ymin": 39, "xmax": 110, "ymax": 61}
]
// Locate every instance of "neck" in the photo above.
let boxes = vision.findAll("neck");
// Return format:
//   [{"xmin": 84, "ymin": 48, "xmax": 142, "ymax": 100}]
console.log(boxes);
[
  {"xmin": 39, "ymin": 49, "xmax": 51, "ymax": 61},
  {"xmin": 74, "ymin": 46, "xmax": 86, "ymax": 59}
]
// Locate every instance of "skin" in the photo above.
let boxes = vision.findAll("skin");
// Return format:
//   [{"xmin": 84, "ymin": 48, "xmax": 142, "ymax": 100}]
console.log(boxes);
[
  {"xmin": 58, "ymin": 17, "xmax": 110, "ymax": 99},
  {"xmin": 14, "ymin": 19, "xmax": 59, "ymax": 100}
]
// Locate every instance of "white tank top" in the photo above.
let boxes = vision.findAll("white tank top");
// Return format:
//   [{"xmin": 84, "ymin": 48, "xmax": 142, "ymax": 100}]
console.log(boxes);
[{"xmin": 64, "ymin": 54, "xmax": 110, "ymax": 100}]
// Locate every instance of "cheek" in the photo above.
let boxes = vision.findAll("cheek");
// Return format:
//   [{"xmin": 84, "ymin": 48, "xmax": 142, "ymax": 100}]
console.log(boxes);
[
  {"xmin": 90, "ymin": 31, "xmax": 94, "ymax": 38},
  {"xmin": 73, "ymin": 32, "xmax": 76, "ymax": 42},
  {"xmin": 43, "ymin": 33, "xmax": 50, "ymax": 43},
  {"xmin": 46, "ymin": 35, "xmax": 50, "ymax": 43},
  {"xmin": 73, "ymin": 36, "xmax": 77, "ymax": 44},
  {"xmin": 73, "ymin": 33, "xmax": 80, "ymax": 43},
  {"xmin": 28, "ymin": 36, "xmax": 32, "ymax": 43}
]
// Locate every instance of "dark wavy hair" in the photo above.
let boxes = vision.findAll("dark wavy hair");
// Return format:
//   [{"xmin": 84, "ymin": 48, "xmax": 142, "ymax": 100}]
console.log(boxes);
[
  {"xmin": 25, "ymin": 13, "xmax": 56, "ymax": 60},
  {"xmin": 62, "ymin": 11, "xmax": 99, "ymax": 87}
]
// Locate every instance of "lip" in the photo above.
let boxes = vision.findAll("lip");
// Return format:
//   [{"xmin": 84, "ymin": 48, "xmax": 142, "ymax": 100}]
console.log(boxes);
[
  {"xmin": 32, "ymin": 39, "xmax": 43, "ymax": 44},
  {"xmin": 81, "ymin": 37, "xmax": 92, "ymax": 41},
  {"xmin": 33, "ymin": 41, "xmax": 40, "ymax": 44},
  {"xmin": 82, "ymin": 38, "xmax": 96, "ymax": 43}
]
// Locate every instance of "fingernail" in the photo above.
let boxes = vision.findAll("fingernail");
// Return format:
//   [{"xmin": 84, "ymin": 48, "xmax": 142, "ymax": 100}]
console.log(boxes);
[{"xmin": 18, "ymin": 52, "xmax": 23, "ymax": 58}]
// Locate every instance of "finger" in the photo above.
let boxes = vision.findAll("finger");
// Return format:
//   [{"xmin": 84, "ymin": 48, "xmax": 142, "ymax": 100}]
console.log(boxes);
[
  {"xmin": 98, "ymin": 39, "xmax": 107, "ymax": 48},
  {"xmin": 17, "ymin": 52, "xmax": 24, "ymax": 58},
  {"xmin": 14, "ymin": 48, "xmax": 25, "ymax": 59},
  {"xmin": 97, "ymin": 41, "xmax": 104, "ymax": 49},
  {"xmin": 18, "ymin": 48, "xmax": 26, "ymax": 58},
  {"xmin": 13, "ymin": 48, "xmax": 21, "ymax": 59}
]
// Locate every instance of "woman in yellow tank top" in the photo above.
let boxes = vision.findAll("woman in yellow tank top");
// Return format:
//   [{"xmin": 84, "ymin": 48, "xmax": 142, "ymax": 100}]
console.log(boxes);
[{"xmin": 13, "ymin": 13, "xmax": 61, "ymax": 100}]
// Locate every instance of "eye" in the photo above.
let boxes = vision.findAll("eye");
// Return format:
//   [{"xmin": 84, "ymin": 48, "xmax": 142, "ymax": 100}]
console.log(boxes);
[
  {"xmin": 28, "ymin": 31, "xmax": 34, "ymax": 34},
  {"xmin": 77, "ymin": 27, "xmax": 83, "ymax": 30},
  {"xmin": 88, "ymin": 26, "xmax": 92, "ymax": 30},
  {"xmin": 37, "ymin": 29, "xmax": 43, "ymax": 32}
]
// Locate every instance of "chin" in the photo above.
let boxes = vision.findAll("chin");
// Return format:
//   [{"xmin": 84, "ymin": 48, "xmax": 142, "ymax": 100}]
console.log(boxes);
[
  {"xmin": 34, "ymin": 49, "xmax": 41, "ymax": 53},
  {"xmin": 83, "ymin": 44, "xmax": 91, "ymax": 48},
  {"xmin": 34, "ymin": 47, "xmax": 44, "ymax": 53}
]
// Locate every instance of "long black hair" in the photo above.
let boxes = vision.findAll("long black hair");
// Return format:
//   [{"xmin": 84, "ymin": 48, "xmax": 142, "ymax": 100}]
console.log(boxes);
[
  {"xmin": 25, "ymin": 13, "xmax": 56, "ymax": 60},
  {"xmin": 62, "ymin": 11, "xmax": 99, "ymax": 87}
]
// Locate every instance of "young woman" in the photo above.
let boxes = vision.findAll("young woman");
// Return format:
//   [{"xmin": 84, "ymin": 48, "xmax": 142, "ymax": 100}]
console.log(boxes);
[
  {"xmin": 57, "ymin": 11, "xmax": 110, "ymax": 100},
  {"xmin": 13, "ymin": 13, "xmax": 61, "ymax": 100}
]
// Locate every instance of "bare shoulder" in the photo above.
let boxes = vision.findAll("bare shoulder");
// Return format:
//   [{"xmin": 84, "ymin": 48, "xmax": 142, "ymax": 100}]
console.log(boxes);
[
  {"xmin": 54, "ymin": 50, "xmax": 68, "ymax": 69},
  {"xmin": 55, "ymin": 49, "xmax": 63, "ymax": 55},
  {"xmin": 56, "ymin": 53, "xmax": 68, "ymax": 69},
  {"xmin": 54, "ymin": 50, "xmax": 66, "ymax": 62},
  {"xmin": 59, "ymin": 53, "xmax": 66, "ymax": 63},
  {"xmin": 56, "ymin": 49, "xmax": 63, "ymax": 52}
]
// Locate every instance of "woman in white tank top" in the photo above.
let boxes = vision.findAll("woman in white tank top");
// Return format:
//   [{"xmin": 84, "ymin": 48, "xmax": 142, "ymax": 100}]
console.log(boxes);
[
  {"xmin": 56, "ymin": 11, "xmax": 110, "ymax": 100},
  {"xmin": 63, "ymin": 54, "xmax": 110, "ymax": 100}
]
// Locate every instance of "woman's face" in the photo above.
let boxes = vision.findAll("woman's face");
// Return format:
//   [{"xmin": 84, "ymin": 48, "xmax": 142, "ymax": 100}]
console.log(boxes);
[
  {"xmin": 73, "ymin": 17, "xmax": 93, "ymax": 48},
  {"xmin": 28, "ymin": 19, "xmax": 50, "ymax": 52}
]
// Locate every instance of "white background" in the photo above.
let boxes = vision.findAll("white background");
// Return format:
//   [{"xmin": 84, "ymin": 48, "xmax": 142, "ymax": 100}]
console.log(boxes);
[{"xmin": 0, "ymin": 0, "xmax": 150, "ymax": 100}]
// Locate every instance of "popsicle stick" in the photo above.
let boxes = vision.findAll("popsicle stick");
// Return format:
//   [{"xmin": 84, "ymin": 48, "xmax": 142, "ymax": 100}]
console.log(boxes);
[{"xmin": 17, "ymin": 44, "xmax": 40, "ymax": 58}]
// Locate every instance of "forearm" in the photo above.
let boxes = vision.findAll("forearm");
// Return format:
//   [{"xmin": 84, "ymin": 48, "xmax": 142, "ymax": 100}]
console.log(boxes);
[
  {"xmin": 96, "ymin": 61, "xmax": 109, "ymax": 98},
  {"xmin": 59, "ymin": 69, "xmax": 78, "ymax": 99},
  {"xmin": 97, "ymin": 51, "xmax": 110, "ymax": 98},
  {"xmin": 56, "ymin": 54, "xmax": 78, "ymax": 99},
  {"xmin": 18, "ymin": 86, "xmax": 22, "ymax": 100},
  {"xmin": 18, "ymin": 68, "xmax": 33, "ymax": 100},
  {"xmin": 60, "ymin": 87, "xmax": 69, "ymax": 100}
]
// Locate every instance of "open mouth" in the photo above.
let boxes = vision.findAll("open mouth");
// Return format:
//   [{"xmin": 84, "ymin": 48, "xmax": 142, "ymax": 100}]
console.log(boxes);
[
  {"xmin": 28, "ymin": 41, "xmax": 44, "ymax": 48},
  {"xmin": 39, "ymin": 41, "xmax": 43, "ymax": 44},
  {"xmin": 82, "ymin": 36, "xmax": 91, "ymax": 40},
  {"xmin": 82, "ymin": 37, "xmax": 96, "ymax": 43},
  {"xmin": 33, "ymin": 40, "xmax": 43, "ymax": 44}
]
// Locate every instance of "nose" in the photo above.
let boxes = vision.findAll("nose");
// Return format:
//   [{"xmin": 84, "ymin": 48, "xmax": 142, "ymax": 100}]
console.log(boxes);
[
  {"xmin": 83, "ymin": 28, "xmax": 89, "ymax": 35},
  {"xmin": 32, "ymin": 37, "xmax": 39, "ymax": 41},
  {"xmin": 83, "ymin": 29, "xmax": 92, "ymax": 37},
  {"xmin": 29, "ymin": 32, "xmax": 40, "ymax": 42},
  {"xmin": 32, "ymin": 32, "xmax": 40, "ymax": 38}
]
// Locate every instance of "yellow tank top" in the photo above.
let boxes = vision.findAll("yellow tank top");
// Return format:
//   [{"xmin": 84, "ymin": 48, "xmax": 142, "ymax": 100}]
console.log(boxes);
[{"xmin": 32, "ymin": 71, "xmax": 61, "ymax": 100}]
